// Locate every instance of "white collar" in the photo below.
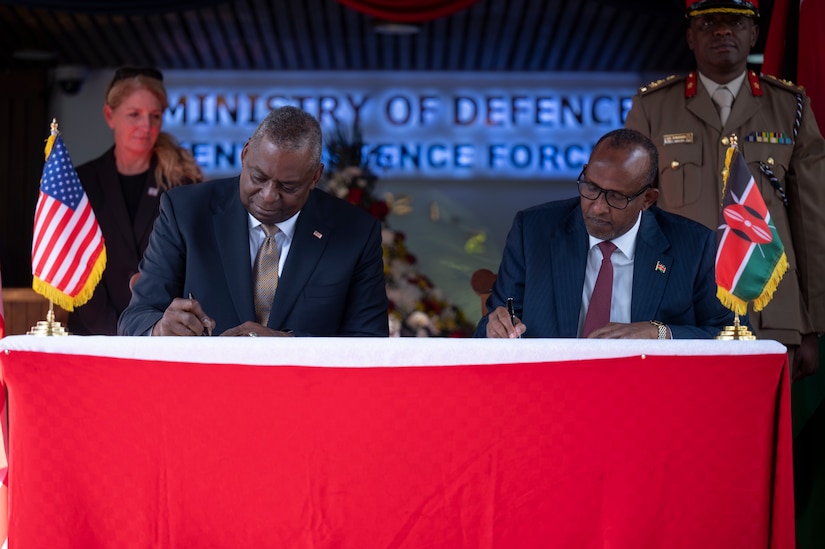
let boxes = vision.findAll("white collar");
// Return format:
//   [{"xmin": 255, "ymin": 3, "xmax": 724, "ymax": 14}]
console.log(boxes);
[
  {"xmin": 587, "ymin": 210, "xmax": 643, "ymax": 260},
  {"xmin": 698, "ymin": 70, "xmax": 747, "ymax": 99},
  {"xmin": 247, "ymin": 210, "xmax": 300, "ymax": 240}
]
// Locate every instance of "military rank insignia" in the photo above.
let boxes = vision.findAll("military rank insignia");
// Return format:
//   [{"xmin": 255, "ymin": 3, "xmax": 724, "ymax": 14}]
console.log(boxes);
[{"xmin": 745, "ymin": 131, "xmax": 793, "ymax": 145}]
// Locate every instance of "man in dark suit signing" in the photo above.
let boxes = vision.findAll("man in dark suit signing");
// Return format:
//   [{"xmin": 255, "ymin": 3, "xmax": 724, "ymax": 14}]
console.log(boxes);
[
  {"xmin": 475, "ymin": 128, "xmax": 737, "ymax": 339},
  {"xmin": 119, "ymin": 106, "xmax": 389, "ymax": 337}
]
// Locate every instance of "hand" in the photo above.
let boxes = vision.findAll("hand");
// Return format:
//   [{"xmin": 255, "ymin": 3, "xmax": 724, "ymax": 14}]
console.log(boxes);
[
  {"xmin": 587, "ymin": 321, "xmax": 667, "ymax": 339},
  {"xmin": 152, "ymin": 296, "xmax": 215, "ymax": 336},
  {"xmin": 485, "ymin": 306, "xmax": 526, "ymax": 339},
  {"xmin": 792, "ymin": 333, "xmax": 820, "ymax": 382},
  {"xmin": 220, "ymin": 321, "xmax": 294, "ymax": 337}
]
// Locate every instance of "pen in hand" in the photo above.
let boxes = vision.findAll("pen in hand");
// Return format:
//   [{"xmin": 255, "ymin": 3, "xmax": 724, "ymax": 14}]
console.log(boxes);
[
  {"xmin": 188, "ymin": 292, "xmax": 210, "ymax": 336},
  {"xmin": 506, "ymin": 297, "xmax": 521, "ymax": 339}
]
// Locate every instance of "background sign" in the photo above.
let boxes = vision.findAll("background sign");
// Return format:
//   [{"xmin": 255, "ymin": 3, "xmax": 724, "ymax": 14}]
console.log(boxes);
[{"xmin": 163, "ymin": 72, "xmax": 638, "ymax": 179}]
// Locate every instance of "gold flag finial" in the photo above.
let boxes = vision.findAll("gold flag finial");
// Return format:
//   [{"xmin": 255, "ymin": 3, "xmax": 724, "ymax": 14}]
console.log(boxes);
[{"xmin": 50, "ymin": 118, "xmax": 59, "ymax": 135}]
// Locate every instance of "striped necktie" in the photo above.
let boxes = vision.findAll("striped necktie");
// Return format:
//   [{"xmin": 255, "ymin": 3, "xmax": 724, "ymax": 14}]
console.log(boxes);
[{"xmin": 253, "ymin": 224, "xmax": 280, "ymax": 325}]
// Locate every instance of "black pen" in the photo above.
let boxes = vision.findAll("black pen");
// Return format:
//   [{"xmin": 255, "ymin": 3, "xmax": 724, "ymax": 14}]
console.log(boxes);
[
  {"xmin": 188, "ymin": 292, "xmax": 210, "ymax": 336},
  {"xmin": 506, "ymin": 297, "xmax": 521, "ymax": 338}
]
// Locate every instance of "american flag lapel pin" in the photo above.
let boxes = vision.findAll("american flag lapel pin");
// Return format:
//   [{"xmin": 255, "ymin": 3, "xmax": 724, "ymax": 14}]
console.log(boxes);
[
  {"xmin": 313, "ymin": 230, "xmax": 323, "ymax": 239},
  {"xmin": 655, "ymin": 261, "xmax": 667, "ymax": 274}
]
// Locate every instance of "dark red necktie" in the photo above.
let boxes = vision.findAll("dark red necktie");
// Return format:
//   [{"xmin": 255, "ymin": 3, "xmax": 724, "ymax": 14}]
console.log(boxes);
[{"xmin": 582, "ymin": 240, "xmax": 617, "ymax": 337}]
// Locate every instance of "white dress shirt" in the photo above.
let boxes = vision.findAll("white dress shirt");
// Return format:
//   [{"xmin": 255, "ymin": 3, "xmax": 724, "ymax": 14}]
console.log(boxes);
[
  {"xmin": 577, "ymin": 212, "xmax": 642, "ymax": 337},
  {"xmin": 247, "ymin": 211, "xmax": 300, "ymax": 276},
  {"xmin": 698, "ymin": 70, "xmax": 746, "ymax": 105}
]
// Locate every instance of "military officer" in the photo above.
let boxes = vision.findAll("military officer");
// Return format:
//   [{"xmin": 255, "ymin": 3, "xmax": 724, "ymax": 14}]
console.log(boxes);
[{"xmin": 625, "ymin": 0, "xmax": 825, "ymax": 380}]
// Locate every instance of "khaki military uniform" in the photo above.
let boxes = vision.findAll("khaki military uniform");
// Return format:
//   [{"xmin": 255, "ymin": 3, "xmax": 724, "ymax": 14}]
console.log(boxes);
[{"xmin": 625, "ymin": 71, "xmax": 825, "ymax": 346}]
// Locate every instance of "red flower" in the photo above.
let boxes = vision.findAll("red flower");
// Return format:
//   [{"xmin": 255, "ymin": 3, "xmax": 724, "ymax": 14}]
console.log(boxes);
[
  {"xmin": 347, "ymin": 187, "xmax": 364, "ymax": 205},
  {"xmin": 369, "ymin": 200, "xmax": 390, "ymax": 221}
]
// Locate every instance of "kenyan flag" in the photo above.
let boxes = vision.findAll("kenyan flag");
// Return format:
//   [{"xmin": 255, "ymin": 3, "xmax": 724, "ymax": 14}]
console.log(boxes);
[{"xmin": 715, "ymin": 144, "xmax": 787, "ymax": 315}]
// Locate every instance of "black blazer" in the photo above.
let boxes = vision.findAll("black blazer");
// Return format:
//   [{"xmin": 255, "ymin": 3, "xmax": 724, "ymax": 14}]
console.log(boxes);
[
  {"xmin": 70, "ymin": 147, "xmax": 162, "ymax": 335},
  {"xmin": 118, "ymin": 178, "xmax": 389, "ymax": 337},
  {"xmin": 475, "ymin": 198, "xmax": 738, "ymax": 338}
]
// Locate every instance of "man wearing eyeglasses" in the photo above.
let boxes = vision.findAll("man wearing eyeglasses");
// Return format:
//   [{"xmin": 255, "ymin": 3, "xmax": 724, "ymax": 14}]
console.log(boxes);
[
  {"xmin": 625, "ymin": 0, "xmax": 825, "ymax": 380},
  {"xmin": 475, "ymin": 128, "xmax": 737, "ymax": 339}
]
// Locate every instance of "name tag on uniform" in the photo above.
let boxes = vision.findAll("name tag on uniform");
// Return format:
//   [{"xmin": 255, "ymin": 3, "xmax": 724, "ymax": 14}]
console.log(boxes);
[{"xmin": 663, "ymin": 133, "xmax": 693, "ymax": 145}]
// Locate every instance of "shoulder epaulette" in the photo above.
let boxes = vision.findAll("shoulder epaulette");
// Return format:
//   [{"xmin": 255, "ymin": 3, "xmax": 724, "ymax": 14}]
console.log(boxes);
[
  {"xmin": 638, "ymin": 74, "xmax": 682, "ymax": 95},
  {"xmin": 761, "ymin": 73, "xmax": 806, "ymax": 94}
]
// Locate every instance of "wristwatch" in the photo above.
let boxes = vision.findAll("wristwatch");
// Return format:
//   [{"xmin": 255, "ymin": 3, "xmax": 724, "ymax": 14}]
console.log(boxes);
[{"xmin": 650, "ymin": 320, "xmax": 668, "ymax": 339}]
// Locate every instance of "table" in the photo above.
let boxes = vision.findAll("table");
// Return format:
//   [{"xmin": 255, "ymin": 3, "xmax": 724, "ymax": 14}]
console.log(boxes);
[{"xmin": 0, "ymin": 336, "xmax": 793, "ymax": 548}]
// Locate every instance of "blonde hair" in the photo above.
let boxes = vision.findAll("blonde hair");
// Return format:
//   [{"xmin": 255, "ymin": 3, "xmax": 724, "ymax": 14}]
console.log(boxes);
[{"xmin": 106, "ymin": 74, "xmax": 204, "ymax": 190}]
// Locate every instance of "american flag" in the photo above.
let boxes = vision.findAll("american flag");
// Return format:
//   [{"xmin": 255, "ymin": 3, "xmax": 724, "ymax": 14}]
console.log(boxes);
[{"xmin": 31, "ymin": 132, "xmax": 106, "ymax": 312}]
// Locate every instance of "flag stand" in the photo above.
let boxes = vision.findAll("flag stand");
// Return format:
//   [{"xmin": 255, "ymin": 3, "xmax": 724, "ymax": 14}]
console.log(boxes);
[
  {"xmin": 28, "ymin": 118, "xmax": 105, "ymax": 336},
  {"xmin": 26, "ymin": 300, "xmax": 69, "ymax": 336},
  {"xmin": 715, "ymin": 314, "xmax": 755, "ymax": 340}
]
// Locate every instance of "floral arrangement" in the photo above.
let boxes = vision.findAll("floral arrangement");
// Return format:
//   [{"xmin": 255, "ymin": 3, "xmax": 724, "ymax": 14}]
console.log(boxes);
[{"xmin": 321, "ymin": 123, "xmax": 475, "ymax": 337}]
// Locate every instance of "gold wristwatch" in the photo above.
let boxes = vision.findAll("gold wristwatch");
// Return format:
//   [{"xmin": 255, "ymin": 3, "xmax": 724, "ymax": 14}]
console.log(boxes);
[{"xmin": 650, "ymin": 320, "xmax": 668, "ymax": 339}]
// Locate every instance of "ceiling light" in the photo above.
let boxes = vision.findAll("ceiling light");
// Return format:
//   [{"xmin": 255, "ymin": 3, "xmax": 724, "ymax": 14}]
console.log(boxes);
[
  {"xmin": 372, "ymin": 19, "xmax": 420, "ymax": 35},
  {"xmin": 12, "ymin": 49, "xmax": 57, "ymax": 62}
]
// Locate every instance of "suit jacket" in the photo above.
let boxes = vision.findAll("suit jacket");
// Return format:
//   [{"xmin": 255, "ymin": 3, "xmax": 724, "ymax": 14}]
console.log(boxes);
[
  {"xmin": 118, "ymin": 177, "xmax": 389, "ymax": 337},
  {"xmin": 625, "ymin": 72, "xmax": 825, "ymax": 345},
  {"xmin": 70, "ymin": 147, "xmax": 162, "ymax": 335},
  {"xmin": 474, "ymin": 198, "xmax": 737, "ymax": 339}
]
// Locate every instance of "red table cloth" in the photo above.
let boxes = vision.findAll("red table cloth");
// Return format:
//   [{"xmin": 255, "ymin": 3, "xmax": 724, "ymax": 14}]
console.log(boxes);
[{"xmin": 0, "ymin": 337, "xmax": 793, "ymax": 548}]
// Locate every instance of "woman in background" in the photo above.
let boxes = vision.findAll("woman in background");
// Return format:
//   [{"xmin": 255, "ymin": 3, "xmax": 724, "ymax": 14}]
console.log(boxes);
[{"xmin": 69, "ymin": 66, "xmax": 204, "ymax": 335}]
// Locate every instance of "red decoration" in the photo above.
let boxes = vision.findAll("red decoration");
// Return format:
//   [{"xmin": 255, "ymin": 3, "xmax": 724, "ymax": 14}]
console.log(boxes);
[
  {"xmin": 685, "ymin": 71, "xmax": 698, "ymax": 97},
  {"xmin": 722, "ymin": 203, "xmax": 773, "ymax": 243},
  {"xmin": 747, "ymin": 70, "xmax": 763, "ymax": 97},
  {"xmin": 336, "ymin": 0, "xmax": 479, "ymax": 23}
]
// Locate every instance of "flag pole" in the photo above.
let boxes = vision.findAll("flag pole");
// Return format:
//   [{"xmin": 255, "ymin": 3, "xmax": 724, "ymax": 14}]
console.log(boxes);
[
  {"xmin": 27, "ymin": 119, "xmax": 70, "ymax": 336},
  {"xmin": 715, "ymin": 313, "xmax": 756, "ymax": 340},
  {"xmin": 715, "ymin": 135, "xmax": 753, "ymax": 340},
  {"xmin": 713, "ymin": 132, "xmax": 787, "ymax": 341},
  {"xmin": 27, "ymin": 301, "xmax": 69, "ymax": 336}
]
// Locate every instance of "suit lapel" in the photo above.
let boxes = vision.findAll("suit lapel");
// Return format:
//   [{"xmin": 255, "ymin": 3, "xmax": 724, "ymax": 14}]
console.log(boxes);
[
  {"xmin": 631, "ymin": 210, "xmax": 672, "ymax": 321},
  {"xmin": 687, "ymin": 80, "xmax": 723, "ymax": 132},
  {"xmin": 133, "ymin": 157, "xmax": 161, "ymax": 247},
  {"xmin": 214, "ymin": 181, "xmax": 256, "ymax": 322},
  {"xmin": 267, "ymin": 190, "xmax": 332, "ymax": 329},
  {"xmin": 552, "ymin": 206, "xmax": 589, "ymax": 336},
  {"xmin": 725, "ymin": 82, "xmax": 760, "ymax": 132}
]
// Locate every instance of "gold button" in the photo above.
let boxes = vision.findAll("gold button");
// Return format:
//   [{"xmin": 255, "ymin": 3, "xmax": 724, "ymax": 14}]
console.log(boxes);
[
  {"xmin": 721, "ymin": 136, "xmax": 730, "ymax": 146},
  {"xmin": 671, "ymin": 160, "xmax": 680, "ymax": 169},
  {"xmin": 767, "ymin": 157, "xmax": 775, "ymax": 166}
]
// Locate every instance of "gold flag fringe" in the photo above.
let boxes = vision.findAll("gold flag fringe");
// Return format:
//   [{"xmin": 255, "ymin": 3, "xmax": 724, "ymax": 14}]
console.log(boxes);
[
  {"xmin": 717, "ymin": 286, "xmax": 749, "ymax": 316},
  {"xmin": 752, "ymin": 251, "xmax": 787, "ymax": 312},
  {"xmin": 44, "ymin": 131, "xmax": 56, "ymax": 157},
  {"xmin": 32, "ymin": 248, "xmax": 107, "ymax": 312},
  {"xmin": 719, "ymin": 144, "xmax": 736, "ymax": 208},
  {"xmin": 716, "ymin": 251, "xmax": 787, "ymax": 315}
]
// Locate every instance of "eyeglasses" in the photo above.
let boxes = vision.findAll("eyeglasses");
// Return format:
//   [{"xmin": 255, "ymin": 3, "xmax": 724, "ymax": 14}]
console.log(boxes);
[
  {"xmin": 106, "ymin": 66, "xmax": 164, "ymax": 95},
  {"xmin": 576, "ymin": 166, "xmax": 651, "ymax": 210}
]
